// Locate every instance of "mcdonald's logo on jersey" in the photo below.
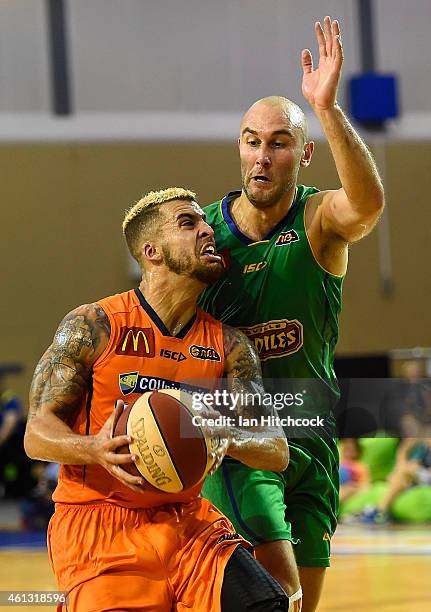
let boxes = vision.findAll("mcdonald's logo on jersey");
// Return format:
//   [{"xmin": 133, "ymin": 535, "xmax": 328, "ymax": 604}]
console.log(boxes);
[
  {"xmin": 115, "ymin": 327, "xmax": 155, "ymax": 357},
  {"xmin": 275, "ymin": 230, "xmax": 300, "ymax": 246}
]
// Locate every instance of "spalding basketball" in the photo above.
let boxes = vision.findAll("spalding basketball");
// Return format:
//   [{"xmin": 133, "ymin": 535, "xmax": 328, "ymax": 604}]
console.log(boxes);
[{"xmin": 113, "ymin": 389, "xmax": 221, "ymax": 494}]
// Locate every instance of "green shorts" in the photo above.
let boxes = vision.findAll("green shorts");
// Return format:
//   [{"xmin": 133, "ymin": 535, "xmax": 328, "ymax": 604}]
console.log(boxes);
[{"xmin": 201, "ymin": 445, "xmax": 339, "ymax": 567}]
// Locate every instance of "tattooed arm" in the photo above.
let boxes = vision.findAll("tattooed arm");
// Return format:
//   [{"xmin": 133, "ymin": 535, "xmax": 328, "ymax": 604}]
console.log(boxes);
[
  {"xmin": 24, "ymin": 303, "xmax": 144, "ymax": 492},
  {"xmin": 221, "ymin": 324, "xmax": 289, "ymax": 471}
]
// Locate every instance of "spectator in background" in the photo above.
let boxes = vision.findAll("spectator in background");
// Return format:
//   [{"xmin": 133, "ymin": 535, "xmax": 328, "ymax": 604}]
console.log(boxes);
[
  {"xmin": 382, "ymin": 360, "xmax": 431, "ymax": 437},
  {"xmin": 20, "ymin": 462, "xmax": 58, "ymax": 531},
  {"xmin": 398, "ymin": 362, "xmax": 431, "ymax": 438},
  {"xmin": 339, "ymin": 438, "xmax": 369, "ymax": 504},
  {"xmin": 362, "ymin": 437, "xmax": 431, "ymax": 524},
  {"xmin": 0, "ymin": 366, "xmax": 33, "ymax": 498}
]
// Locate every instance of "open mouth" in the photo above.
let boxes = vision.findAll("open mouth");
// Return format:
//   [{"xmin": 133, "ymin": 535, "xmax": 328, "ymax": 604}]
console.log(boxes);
[
  {"xmin": 252, "ymin": 175, "xmax": 270, "ymax": 183},
  {"xmin": 200, "ymin": 244, "xmax": 222, "ymax": 263}
]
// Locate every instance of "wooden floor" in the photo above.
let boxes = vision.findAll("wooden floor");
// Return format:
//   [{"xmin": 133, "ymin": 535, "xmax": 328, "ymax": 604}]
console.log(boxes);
[
  {"xmin": 321, "ymin": 554, "xmax": 431, "ymax": 611},
  {"xmin": 0, "ymin": 526, "xmax": 430, "ymax": 611}
]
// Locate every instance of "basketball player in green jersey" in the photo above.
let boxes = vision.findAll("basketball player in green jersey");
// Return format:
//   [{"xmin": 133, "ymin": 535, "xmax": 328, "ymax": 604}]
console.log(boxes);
[{"xmin": 200, "ymin": 16, "xmax": 384, "ymax": 612}]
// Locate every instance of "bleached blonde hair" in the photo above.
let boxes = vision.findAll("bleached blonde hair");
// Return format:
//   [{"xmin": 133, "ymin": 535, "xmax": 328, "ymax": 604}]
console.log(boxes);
[{"xmin": 123, "ymin": 187, "xmax": 197, "ymax": 264}]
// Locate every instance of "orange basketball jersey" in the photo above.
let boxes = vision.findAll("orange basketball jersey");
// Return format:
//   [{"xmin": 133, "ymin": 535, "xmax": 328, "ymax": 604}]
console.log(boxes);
[{"xmin": 53, "ymin": 288, "xmax": 225, "ymax": 508}]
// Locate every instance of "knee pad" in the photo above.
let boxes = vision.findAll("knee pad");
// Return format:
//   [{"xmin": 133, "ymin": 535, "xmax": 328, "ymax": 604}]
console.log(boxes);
[{"xmin": 221, "ymin": 545, "xmax": 289, "ymax": 611}]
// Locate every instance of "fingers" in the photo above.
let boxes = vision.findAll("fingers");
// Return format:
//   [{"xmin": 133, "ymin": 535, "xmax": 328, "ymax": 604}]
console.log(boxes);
[
  {"xmin": 110, "ymin": 399, "xmax": 126, "ymax": 437},
  {"xmin": 315, "ymin": 21, "xmax": 326, "ymax": 57},
  {"xmin": 301, "ymin": 49, "xmax": 313, "ymax": 74},
  {"xmin": 107, "ymin": 448, "xmax": 136, "ymax": 465},
  {"xmin": 323, "ymin": 15, "xmax": 333, "ymax": 57},
  {"xmin": 332, "ymin": 20, "xmax": 343, "ymax": 64},
  {"xmin": 109, "ymin": 464, "xmax": 144, "ymax": 493},
  {"xmin": 199, "ymin": 408, "xmax": 229, "ymax": 440},
  {"xmin": 208, "ymin": 438, "xmax": 229, "ymax": 475},
  {"xmin": 332, "ymin": 18, "xmax": 341, "ymax": 39},
  {"xmin": 101, "ymin": 400, "xmax": 125, "ymax": 437},
  {"xmin": 315, "ymin": 16, "xmax": 342, "ymax": 61},
  {"xmin": 109, "ymin": 433, "xmax": 132, "ymax": 450}
]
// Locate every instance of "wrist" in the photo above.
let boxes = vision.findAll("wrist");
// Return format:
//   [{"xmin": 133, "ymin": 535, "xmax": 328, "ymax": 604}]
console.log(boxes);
[
  {"xmin": 313, "ymin": 102, "xmax": 342, "ymax": 118},
  {"xmin": 85, "ymin": 434, "xmax": 100, "ymax": 465}
]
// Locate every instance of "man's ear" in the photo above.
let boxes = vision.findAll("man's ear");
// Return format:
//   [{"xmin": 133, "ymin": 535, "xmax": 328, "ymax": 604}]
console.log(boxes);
[
  {"xmin": 300, "ymin": 141, "xmax": 315, "ymax": 167},
  {"xmin": 141, "ymin": 242, "xmax": 162, "ymax": 263}
]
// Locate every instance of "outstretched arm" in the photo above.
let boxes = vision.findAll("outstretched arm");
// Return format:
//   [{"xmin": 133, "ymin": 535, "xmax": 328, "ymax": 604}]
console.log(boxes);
[
  {"xmin": 302, "ymin": 16, "xmax": 384, "ymax": 243},
  {"xmin": 222, "ymin": 324, "xmax": 289, "ymax": 471},
  {"xmin": 25, "ymin": 304, "xmax": 144, "ymax": 492}
]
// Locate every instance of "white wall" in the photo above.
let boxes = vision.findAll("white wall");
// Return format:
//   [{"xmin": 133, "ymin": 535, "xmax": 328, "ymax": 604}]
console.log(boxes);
[
  {"xmin": 375, "ymin": 0, "xmax": 431, "ymax": 112},
  {"xmin": 0, "ymin": 0, "xmax": 50, "ymax": 112},
  {"xmin": 67, "ymin": 0, "xmax": 358, "ymax": 112},
  {"xmin": 0, "ymin": 0, "xmax": 429, "ymax": 139}
]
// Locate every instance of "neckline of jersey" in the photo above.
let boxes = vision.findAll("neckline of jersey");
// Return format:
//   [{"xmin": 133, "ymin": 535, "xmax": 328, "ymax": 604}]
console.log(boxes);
[
  {"xmin": 221, "ymin": 188, "xmax": 299, "ymax": 245},
  {"xmin": 134, "ymin": 288, "xmax": 197, "ymax": 340}
]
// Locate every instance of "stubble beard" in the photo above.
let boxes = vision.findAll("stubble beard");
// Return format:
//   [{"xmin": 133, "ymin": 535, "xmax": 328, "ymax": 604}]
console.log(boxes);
[
  {"xmin": 162, "ymin": 245, "xmax": 224, "ymax": 286},
  {"xmin": 241, "ymin": 170, "xmax": 297, "ymax": 210}
]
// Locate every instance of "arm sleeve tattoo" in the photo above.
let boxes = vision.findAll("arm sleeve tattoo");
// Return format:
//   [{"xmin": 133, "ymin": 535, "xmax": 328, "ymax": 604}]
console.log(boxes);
[
  {"xmin": 28, "ymin": 304, "xmax": 110, "ymax": 423},
  {"xmin": 222, "ymin": 324, "xmax": 273, "ymax": 419}
]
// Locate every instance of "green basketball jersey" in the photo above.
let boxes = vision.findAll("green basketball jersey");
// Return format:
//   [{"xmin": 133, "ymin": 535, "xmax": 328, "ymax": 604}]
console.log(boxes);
[{"xmin": 199, "ymin": 185, "xmax": 344, "ymax": 475}]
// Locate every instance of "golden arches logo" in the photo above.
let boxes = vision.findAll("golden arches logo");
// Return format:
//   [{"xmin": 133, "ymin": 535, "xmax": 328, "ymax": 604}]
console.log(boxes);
[
  {"xmin": 122, "ymin": 329, "xmax": 149, "ymax": 352},
  {"xmin": 115, "ymin": 327, "xmax": 155, "ymax": 357}
]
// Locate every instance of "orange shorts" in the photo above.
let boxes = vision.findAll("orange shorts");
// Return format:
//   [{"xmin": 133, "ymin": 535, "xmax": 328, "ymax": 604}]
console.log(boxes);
[{"xmin": 47, "ymin": 498, "xmax": 248, "ymax": 612}]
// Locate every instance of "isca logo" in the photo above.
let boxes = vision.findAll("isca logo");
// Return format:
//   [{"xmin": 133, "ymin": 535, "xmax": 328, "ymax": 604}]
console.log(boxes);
[
  {"xmin": 239, "ymin": 319, "xmax": 303, "ymax": 361},
  {"xmin": 160, "ymin": 348, "xmax": 187, "ymax": 362},
  {"xmin": 189, "ymin": 344, "xmax": 221, "ymax": 361},
  {"xmin": 243, "ymin": 261, "xmax": 267, "ymax": 274}
]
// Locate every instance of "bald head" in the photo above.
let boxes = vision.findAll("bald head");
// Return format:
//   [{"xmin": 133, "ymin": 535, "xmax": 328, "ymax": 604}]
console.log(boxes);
[
  {"xmin": 238, "ymin": 96, "xmax": 314, "ymax": 209},
  {"xmin": 240, "ymin": 96, "xmax": 308, "ymax": 142}
]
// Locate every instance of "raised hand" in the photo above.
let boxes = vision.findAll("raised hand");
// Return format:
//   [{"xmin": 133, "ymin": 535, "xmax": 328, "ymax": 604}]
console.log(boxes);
[{"xmin": 301, "ymin": 16, "xmax": 344, "ymax": 111}]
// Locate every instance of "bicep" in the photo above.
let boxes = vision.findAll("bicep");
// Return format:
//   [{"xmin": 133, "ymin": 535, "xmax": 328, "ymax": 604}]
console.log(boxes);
[
  {"xmin": 320, "ymin": 189, "xmax": 382, "ymax": 243},
  {"xmin": 28, "ymin": 304, "xmax": 109, "ymax": 423},
  {"xmin": 29, "ymin": 344, "xmax": 90, "ymax": 422}
]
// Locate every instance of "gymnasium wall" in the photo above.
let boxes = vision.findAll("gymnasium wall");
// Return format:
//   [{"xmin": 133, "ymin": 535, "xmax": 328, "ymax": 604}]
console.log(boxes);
[
  {"xmin": 1, "ymin": 139, "xmax": 429, "ymax": 401},
  {"xmin": 0, "ymin": 0, "xmax": 430, "ymax": 116}
]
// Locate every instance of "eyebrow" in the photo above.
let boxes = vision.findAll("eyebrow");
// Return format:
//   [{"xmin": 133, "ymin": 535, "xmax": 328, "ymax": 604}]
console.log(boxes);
[
  {"xmin": 241, "ymin": 127, "xmax": 295, "ymax": 138},
  {"xmin": 176, "ymin": 211, "xmax": 206, "ymax": 222}
]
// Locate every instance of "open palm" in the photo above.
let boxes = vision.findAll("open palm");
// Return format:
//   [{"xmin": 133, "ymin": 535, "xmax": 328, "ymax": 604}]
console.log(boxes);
[{"xmin": 302, "ymin": 16, "xmax": 344, "ymax": 111}]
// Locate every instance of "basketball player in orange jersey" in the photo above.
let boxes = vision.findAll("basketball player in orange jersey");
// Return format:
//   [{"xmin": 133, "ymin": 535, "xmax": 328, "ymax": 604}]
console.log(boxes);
[{"xmin": 24, "ymin": 187, "xmax": 290, "ymax": 612}]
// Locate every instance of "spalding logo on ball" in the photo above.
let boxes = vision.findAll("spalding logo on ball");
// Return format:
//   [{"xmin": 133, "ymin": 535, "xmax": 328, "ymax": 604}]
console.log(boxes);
[{"xmin": 113, "ymin": 389, "xmax": 221, "ymax": 494}]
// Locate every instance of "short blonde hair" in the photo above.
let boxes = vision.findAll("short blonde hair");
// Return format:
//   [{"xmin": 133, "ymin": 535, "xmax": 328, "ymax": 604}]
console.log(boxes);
[{"xmin": 123, "ymin": 187, "xmax": 197, "ymax": 264}]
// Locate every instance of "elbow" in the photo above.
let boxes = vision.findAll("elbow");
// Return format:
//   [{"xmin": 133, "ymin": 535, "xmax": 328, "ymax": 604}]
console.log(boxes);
[
  {"xmin": 369, "ymin": 183, "xmax": 385, "ymax": 215},
  {"xmin": 375, "ymin": 188, "xmax": 385, "ymax": 214},
  {"xmin": 357, "ymin": 185, "xmax": 385, "ymax": 218},
  {"xmin": 23, "ymin": 427, "xmax": 38, "ymax": 460},
  {"xmin": 267, "ymin": 439, "xmax": 289, "ymax": 472}
]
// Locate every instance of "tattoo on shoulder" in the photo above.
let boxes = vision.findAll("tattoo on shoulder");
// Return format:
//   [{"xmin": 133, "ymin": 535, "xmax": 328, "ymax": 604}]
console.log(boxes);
[
  {"xmin": 222, "ymin": 324, "xmax": 274, "ymax": 418},
  {"xmin": 28, "ymin": 303, "xmax": 110, "ymax": 421},
  {"xmin": 223, "ymin": 324, "xmax": 260, "ymax": 380}
]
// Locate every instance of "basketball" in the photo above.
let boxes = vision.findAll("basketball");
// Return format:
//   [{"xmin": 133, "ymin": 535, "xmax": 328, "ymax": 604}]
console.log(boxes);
[{"xmin": 113, "ymin": 389, "xmax": 221, "ymax": 494}]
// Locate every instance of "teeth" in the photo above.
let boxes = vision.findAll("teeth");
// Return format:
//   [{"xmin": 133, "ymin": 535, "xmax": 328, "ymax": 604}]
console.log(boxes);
[{"xmin": 203, "ymin": 245, "xmax": 215, "ymax": 255}]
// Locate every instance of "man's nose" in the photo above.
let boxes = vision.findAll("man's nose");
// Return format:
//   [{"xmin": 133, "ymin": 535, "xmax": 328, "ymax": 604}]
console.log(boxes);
[
  {"xmin": 256, "ymin": 146, "xmax": 271, "ymax": 167},
  {"xmin": 199, "ymin": 220, "xmax": 214, "ymax": 238}
]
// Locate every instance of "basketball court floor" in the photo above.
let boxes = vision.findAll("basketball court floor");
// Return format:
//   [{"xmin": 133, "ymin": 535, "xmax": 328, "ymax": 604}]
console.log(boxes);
[{"xmin": 0, "ymin": 524, "xmax": 430, "ymax": 611}]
